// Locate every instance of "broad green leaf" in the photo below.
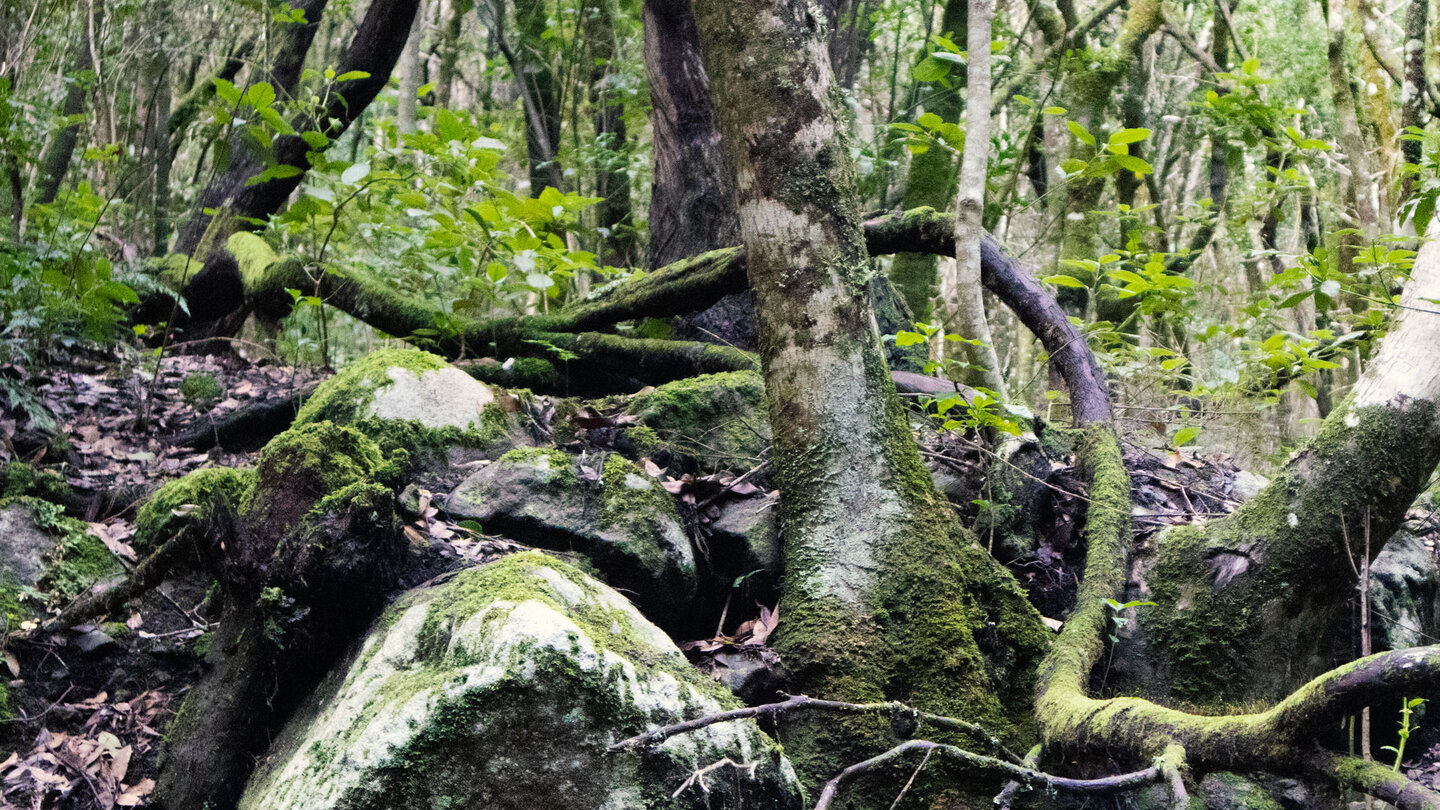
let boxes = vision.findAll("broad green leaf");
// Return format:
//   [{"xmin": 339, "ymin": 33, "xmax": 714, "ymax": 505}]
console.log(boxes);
[
  {"xmin": 1041, "ymin": 274, "xmax": 1088, "ymax": 288},
  {"xmin": 1108, "ymin": 127, "xmax": 1151, "ymax": 145},
  {"xmin": 1066, "ymin": 120, "xmax": 1095, "ymax": 146},
  {"xmin": 335, "ymin": 70, "xmax": 371, "ymax": 82},
  {"xmin": 1172, "ymin": 425, "xmax": 1201, "ymax": 447}
]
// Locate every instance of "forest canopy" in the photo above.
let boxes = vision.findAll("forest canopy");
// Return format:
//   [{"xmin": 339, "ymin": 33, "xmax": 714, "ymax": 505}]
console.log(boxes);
[{"xmin": 4, "ymin": 0, "xmax": 1440, "ymax": 807}]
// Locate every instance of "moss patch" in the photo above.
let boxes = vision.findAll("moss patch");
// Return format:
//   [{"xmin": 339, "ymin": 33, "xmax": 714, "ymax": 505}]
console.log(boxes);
[
  {"xmin": 243, "ymin": 422, "xmax": 393, "ymax": 531},
  {"xmin": 135, "ymin": 467, "xmax": 256, "ymax": 553},
  {"xmin": 625, "ymin": 371, "xmax": 769, "ymax": 468},
  {"xmin": 0, "ymin": 463, "xmax": 69, "ymax": 503},
  {"xmin": 294, "ymin": 348, "xmax": 454, "ymax": 428}
]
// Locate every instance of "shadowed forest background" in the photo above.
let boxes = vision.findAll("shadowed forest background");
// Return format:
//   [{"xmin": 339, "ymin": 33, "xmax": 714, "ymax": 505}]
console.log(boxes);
[{"xmin": 5, "ymin": 0, "xmax": 1440, "ymax": 806}]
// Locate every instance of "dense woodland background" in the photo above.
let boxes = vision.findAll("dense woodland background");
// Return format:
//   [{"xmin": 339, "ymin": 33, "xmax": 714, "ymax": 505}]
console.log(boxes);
[{"xmin": 0, "ymin": 0, "xmax": 1431, "ymax": 454}]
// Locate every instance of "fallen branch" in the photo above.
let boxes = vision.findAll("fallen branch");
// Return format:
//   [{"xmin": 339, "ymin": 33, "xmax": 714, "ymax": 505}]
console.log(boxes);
[
  {"xmin": 164, "ymin": 382, "xmax": 319, "ymax": 452},
  {"xmin": 40, "ymin": 530, "xmax": 197, "ymax": 634},
  {"xmin": 1311, "ymin": 752, "xmax": 1440, "ymax": 810}
]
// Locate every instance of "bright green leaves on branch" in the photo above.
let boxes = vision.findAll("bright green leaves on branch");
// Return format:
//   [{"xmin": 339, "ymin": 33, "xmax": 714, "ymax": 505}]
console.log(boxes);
[{"xmin": 1060, "ymin": 122, "xmax": 1153, "ymax": 179}]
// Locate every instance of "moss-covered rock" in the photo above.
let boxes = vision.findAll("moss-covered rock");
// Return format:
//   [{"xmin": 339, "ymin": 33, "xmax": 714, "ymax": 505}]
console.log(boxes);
[
  {"xmin": 295, "ymin": 347, "xmax": 532, "ymax": 463},
  {"xmin": 446, "ymin": 449, "xmax": 696, "ymax": 627},
  {"xmin": 237, "ymin": 552, "xmax": 802, "ymax": 810},
  {"xmin": 134, "ymin": 467, "xmax": 256, "ymax": 553},
  {"xmin": 1369, "ymin": 527, "xmax": 1440, "ymax": 651},
  {"xmin": 0, "ymin": 498, "xmax": 120, "ymax": 621},
  {"xmin": 0, "ymin": 462, "xmax": 70, "ymax": 503},
  {"xmin": 625, "ymin": 371, "xmax": 769, "ymax": 470}
]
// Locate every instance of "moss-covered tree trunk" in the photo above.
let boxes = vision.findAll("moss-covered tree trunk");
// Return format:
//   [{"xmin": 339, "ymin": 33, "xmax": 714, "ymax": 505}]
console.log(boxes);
[
  {"xmin": 693, "ymin": 0, "xmax": 1047, "ymax": 798},
  {"xmin": 1128, "ymin": 238, "xmax": 1440, "ymax": 705}
]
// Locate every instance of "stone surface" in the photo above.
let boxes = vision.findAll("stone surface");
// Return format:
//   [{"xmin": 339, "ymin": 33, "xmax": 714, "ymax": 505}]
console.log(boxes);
[
  {"xmin": 366, "ymin": 364, "xmax": 494, "ymax": 430},
  {"xmin": 446, "ymin": 450, "xmax": 696, "ymax": 624},
  {"xmin": 238, "ymin": 552, "xmax": 802, "ymax": 810},
  {"xmin": 1370, "ymin": 528, "xmax": 1440, "ymax": 650},
  {"xmin": 0, "ymin": 504, "xmax": 57, "ymax": 589}
]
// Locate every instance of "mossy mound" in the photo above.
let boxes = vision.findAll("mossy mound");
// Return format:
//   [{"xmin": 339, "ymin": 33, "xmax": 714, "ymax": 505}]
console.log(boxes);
[
  {"xmin": 237, "ymin": 552, "xmax": 802, "ymax": 810},
  {"xmin": 243, "ymin": 422, "xmax": 394, "ymax": 531},
  {"xmin": 134, "ymin": 467, "xmax": 256, "ymax": 553},
  {"xmin": 625, "ymin": 371, "xmax": 769, "ymax": 470},
  {"xmin": 0, "ymin": 462, "xmax": 70, "ymax": 503},
  {"xmin": 446, "ymin": 449, "xmax": 696, "ymax": 628}
]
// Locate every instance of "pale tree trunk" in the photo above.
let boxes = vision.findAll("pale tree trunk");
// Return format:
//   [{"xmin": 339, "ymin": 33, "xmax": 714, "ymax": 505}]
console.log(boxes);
[
  {"xmin": 941, "ymin": 0, "xmax": 1006, "ymax": 394},
  {"xmin": 1326, "ymin": 0, "xmax": 1379, "ymax": 246},
  {"xmin": 397, "ymin": 0, "xmax": 426, "ymax": 135},
  {"xmin": 31, "ymin": 15, "xmax": 96, "ymax": 206},
  {"xmin": 693, "ymin": 0, "xmax": 1047, "ymax": 799},
  {"xmin": 1351, "ymin": 0, "xmax": 1397, "ymax": 221},
  {"xmin": 1400, "ymin": 0, "xmax": 1427, "ymax": 204}
]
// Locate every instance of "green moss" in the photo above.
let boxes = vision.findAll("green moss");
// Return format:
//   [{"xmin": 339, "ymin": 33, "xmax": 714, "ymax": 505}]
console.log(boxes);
[
  {"xmin": 295, "ymin": 348, "xmax": 454, "ymax": 428},
  {"xmin": 598, "ymin": 454, "xmax": 687, "ymax": 577},
  {"xmin": 135, "ymin": 467, "xmax": 256, "ymax": 552},
  {"xmin": 0, "ymin": 462, "xmax": 70, "ymax": 503},
  {"xmin": 101, "ymin": 621, "xmax": 133, "ymax": 640},
  {"xmin": 226, "ymin": 231, "xmax": 282, "ymax": 286},
  {"xmin": 494, "ymin": 447, "xmax": 582, "ymax": 491},
  {"xmin": 243, "ymin": 422, "xmax": 392, "ymax": 530},
  {"xmin": 7, "ymin": 497, "xmax": 120, "ymax": 604},
  {"xmin": 0, "ymin": 682, "xmax": 12, "ymax": 722},
  {"xmin": 1141, "ymin": 399, "xmax": 1440, "ymax": 704},
  {"xmin": 179, "ymin": 372, "xmax": 223, "ymax": 408},
  {"xmin": 625, "ymin": 371, "xmax": 769, "ymax": 468}
]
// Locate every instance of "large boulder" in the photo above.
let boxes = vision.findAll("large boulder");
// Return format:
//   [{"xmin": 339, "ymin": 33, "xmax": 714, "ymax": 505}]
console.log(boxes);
[
  {"xmin": 624, "ymin": 371, "xmax": 769, "ymax": 472},
  {"xmin": 446, "ymin": 449, "xmax": 696, "ymax": 624},
  {"xmin": 1370, "ymin": 526, "xmax": 1440, "ymax": 650},
  {"xmin": 238, "ymin": 551, "xmax": 802, "ymax": 810}
]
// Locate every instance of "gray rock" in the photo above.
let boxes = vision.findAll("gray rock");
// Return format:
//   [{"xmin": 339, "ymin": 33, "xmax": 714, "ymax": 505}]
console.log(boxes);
[
  {"xmin": 446, "ymin": 449, "xmax": 696, "ymax": 623},
  {"xmin": 1370, "ymin": 529, "xmax": 1440, "ymax": 650},
  {"xmin": 1199, "ymin": 771, "xmax": 1328, "ymax": 810},
  {"xmin": 707, "ymin": 495, "xmax": 780, "ymax": 579},
  {"xmin": 238, "ymin": 552, "xmax": 802, "ymax": 810},
  {"xmin": 1230, "ymin": 470, "xmax": 1269, "ymax": 501},
  {"xmin": 0, "ymin": 504, "xmax": 57, "ymax": 589}
]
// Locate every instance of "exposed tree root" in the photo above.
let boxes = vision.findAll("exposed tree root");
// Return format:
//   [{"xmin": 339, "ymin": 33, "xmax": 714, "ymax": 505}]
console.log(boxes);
[
  {"xmin": 40, "ymin": 529, "xmax": 198, "ymax": 633},
  {"xmin": 164, "ymin": 381, "xmax": 318, "ymax": 451},
  {"xmin": 1312, "ymin": 752, "xmax": 1440, "ymax": 810}
]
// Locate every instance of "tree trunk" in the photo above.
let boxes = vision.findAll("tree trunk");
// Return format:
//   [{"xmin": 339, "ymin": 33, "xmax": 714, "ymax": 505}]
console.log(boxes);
[
  {"xmin": 31, "ymin": 18, "xmax": 96, "ymax": 206},
  {"xmin": 643, "ymin": 0, "xmax": 738, "ymax": 268},
  {"xmin": 396, "ymin": 0, "xmax": 425, "ymax": 135},
  {"xmin": 502, "ymin": 0, "xmax": 564, "ymax": 195},
  {"xmin": 1400, "ymin": 0, "xmax": 1427, "ymax": 204},
  {"xmin": 941, "ymin": 0, "xmax": 1006, "ymax": 394},
  {"xmin": 693, "ymin": 1, "xmax": 1048, "ymax": 798},
  {"xmin": 1128, "ymin": 237, "xmax": 1440, "ymax": 704}
]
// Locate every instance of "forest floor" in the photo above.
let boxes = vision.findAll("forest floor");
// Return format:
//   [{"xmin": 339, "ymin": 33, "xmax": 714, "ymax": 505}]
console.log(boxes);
[{"xmin": 3, "ymin": 348, "xmax": 1440, "ymax": 809}]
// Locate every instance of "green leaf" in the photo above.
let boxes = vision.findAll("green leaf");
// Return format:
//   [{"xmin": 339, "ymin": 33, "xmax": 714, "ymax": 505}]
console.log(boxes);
[
  {"xmin": 1041, "ymin": 274, "xmax": 1088, "ymax": 288},
  {"xmin": 213, "ymin": 78, "xmax": 242, "ymax": 106},
  {"xmin": 1111, "ymin": 154, "xmax": 1152, "ymax": 177},
  {"xmin": 334, "ymin": 70, "xmax": 371, "ymax": 83},
  {"xmin": 895, "ymin": 330, "xmax": 929, "ymax": 346},
  {"xmin": 1041, "ymin": 106, "xmax": 1067, "ymax": 115},
  {"xmin": 1172, "ymin": 425, "xmax": 1201, "ymax": 447},
  {"xmin": 912, "ymin": 56, "xmax": 951, "ymax": 83},
  {"xmin": 246, "ymin": 82, "xmax": 276, "ymax": 109},
  {"xmin": 1066, "ymin": 120, "xmax": 1095, "ymax": 146},
  {"xmin": 1108, "ymin": 127, "xmax": 1151, "ymax": 145}
]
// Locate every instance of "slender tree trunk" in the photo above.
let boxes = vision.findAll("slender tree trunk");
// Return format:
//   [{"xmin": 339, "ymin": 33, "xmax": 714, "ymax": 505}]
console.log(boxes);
[
  {"xmin": 502, "ymin": 0, "xmax": 564, "ymax": 194},
  {"xmin": 584, "ymin": 0, "xmax": 634, "ymax": 267},
  {"xmin": 31, "ymin": 16, "xmax": 96, "ymax": 206},
  {"xmin": 1400, "ymin": 0, "xmax": 1427, "ymax": 204},
  {"xmin": 693, "ymin": 1, "xmax": 1047, "ymax": 798},
  {"xmin": 435, "ymin": 0, "xmax": 468, "ymax": 107},
  {"xmin": 397, "ymin": 0, "xmax": 426, "ymax": 135},
  {"xmin": 1327, "ymin": 0, "xmax": 1379, "ymax": 239},
  {"xmin": 642, "ymin": 0, "xmax": 738, "ymax": 268},
  {"xmin": 942, "ymin": 0, "xmax": 1006, "ymax": 394},
  {"xmin": 891, "ymin": 0, "xmax": 964, "ymax": 322},
  {"xmin": 150, "ymin": 14, "xmax": 173, "ymax": 256}
]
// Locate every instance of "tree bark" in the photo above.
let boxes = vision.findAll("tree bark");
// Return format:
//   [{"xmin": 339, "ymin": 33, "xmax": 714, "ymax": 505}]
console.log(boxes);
[
  {"xmin": 31, "ymin": 16, "xmax": 96, "ymax": 206},
  {"xmin": 693, "ymin": 2, "xmax": 1048, "ymax": 798},
  {"xmin": 396, "ymin": 0, "xmax": 426, "ymax": 135},
  {"xmin": 643, "ymin": 0, "xmax": 738, "ymax": 268},
  {"xmin": 1400, "ymin": 0, "xmax": 1427, "ymax": 204}
]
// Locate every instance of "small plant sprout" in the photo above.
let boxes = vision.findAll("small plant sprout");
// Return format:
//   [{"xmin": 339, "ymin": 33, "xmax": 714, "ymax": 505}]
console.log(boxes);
[{"xmin": 1382, "ymin": 697, "xmax": 1427, "ymax": 771}]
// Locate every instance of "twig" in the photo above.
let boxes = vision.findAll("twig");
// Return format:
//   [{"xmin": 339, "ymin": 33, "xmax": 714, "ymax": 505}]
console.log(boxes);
[
  {"xmin": 609, "ymin": 694, "xmax": 1019, "ymax": 763},
  {"xmin": 813, "ymin": 739, "xmax": 1165, "ymax": 810}
]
